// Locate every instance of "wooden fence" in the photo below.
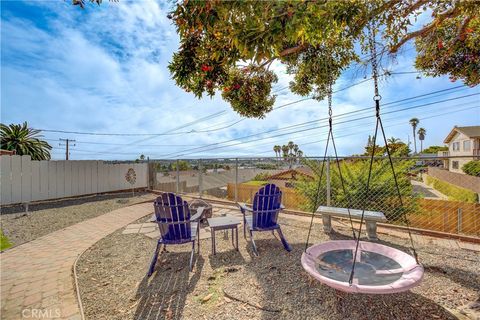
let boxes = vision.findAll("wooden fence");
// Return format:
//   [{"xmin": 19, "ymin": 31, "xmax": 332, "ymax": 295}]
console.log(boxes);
[
  {"xmin": 227, "ymin": 183, "xmax": 480, "ymax": 236},
  {"xmin": 408, "ymin": 199, "xmax": 480, "ymax": 235},
  {"xmin": 227, "ymin": 183, "xmax": 306, "ymax": 209},
  {"xmin": 0, "ymin": 155, "xmax": 148, "ymax": 205}
]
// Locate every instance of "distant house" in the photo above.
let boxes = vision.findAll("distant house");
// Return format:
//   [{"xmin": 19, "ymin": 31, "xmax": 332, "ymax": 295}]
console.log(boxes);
[
  {"xmin": 442, "ymin": 126, "xmax": 480, "ymax": 173},
  {"xmin": 266, "ymin": 167, "xmax": 314, "ymax": 188},
  {"xmin": 0, "ymin": 149, "xmax": 15, "ymax": 155}
]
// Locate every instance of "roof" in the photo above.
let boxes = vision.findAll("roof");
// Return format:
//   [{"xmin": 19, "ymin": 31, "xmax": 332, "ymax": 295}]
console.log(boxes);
[
  {"xmin": 443, "ymin": 126, "xmax": 480, "ymax": 143},
  {"xmin": 267, "ymin": 167, "xmax": 314, "ymax": 180},
  {"xmin": 0, "ymin": 149, "xmax": 16, "ymax": 155}
]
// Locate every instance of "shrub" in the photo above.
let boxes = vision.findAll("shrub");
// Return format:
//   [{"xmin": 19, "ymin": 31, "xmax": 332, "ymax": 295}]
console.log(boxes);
[
  {"xmin": 462, "ymin": 160, "xmax": 480, "ymax": 177},
  {"xmin": 425, "ymin": 175, "xmax": 478, "ymax": 203},
  {"xmin": 255, "ymin": 163, "xmax": 278, "ymax": 170},
  {"xmin": 0, "ymin": 231, "xmax": 12, "ymax": 251},
  {"xmin": 252, "ymin": 172, "xmax": 271, "ymax": 181},
  {"xmin": 244, "ymin": 180, "xmax": 268, "ymax": 186},
  {"xmin": 295, "ymin": 158, "xmax": 418, "ymax": 222}
]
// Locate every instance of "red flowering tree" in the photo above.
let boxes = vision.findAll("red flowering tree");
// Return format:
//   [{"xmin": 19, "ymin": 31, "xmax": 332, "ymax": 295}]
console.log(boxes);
[{"xmin": 76, "ymin": 0, "xmax": 479, "ymax": 118}]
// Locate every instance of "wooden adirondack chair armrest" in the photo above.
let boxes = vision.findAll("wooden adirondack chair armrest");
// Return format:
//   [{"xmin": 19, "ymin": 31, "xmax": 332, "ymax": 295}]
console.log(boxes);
[
  {"xmin": 238, "ymin": 203, "xmax": 253, "ymax": 215},
  {"xmin": 190, "ymin": 206, "xmax": 205, "ymax": 222}
]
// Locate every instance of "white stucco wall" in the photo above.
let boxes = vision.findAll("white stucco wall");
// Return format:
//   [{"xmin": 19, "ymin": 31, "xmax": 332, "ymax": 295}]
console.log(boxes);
[{"xmin": 447, "ymin": 131, "xmax": 478, "ymax": 173}]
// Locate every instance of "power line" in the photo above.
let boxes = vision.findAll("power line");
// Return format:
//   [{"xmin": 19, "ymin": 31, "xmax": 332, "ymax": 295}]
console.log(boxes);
[
  {"xmin": 227, "ymin": 102, "xmax": 478, "ymax": 156},
  {"xmin": 162, "ymin": 88, "xmax": 474, "ymax": 158},
  {"xmin": 253, "ymin": 104, "xmax": 479, "ymax": 155},
  {"xmin": 173, "ymin": 104, "xmax": 478, "ymax": 158},
  {"xmin": 46, "ymin": 139, "xmax": 198, "ymax": 147},
  {"xmin": 164, "ymin": 94, "xmax": 478, "ymax": 158},
  {"xmin": 37, "ymin": 110, "xmax": 227, "ymax": 136},
  {"xmin": 51, "ymin": 89, "xmax": 473, "ymax": 157},
  {"xmin": 45, "ymin": 85, "xmax": 468, "ymax": 149},
  {"xmin": 36, "ymin": 70, "xmax": 423, "ymax": 137},
  {"xmin": 55, "ymin": 101, "xmax": 477, "ymax": 158}
]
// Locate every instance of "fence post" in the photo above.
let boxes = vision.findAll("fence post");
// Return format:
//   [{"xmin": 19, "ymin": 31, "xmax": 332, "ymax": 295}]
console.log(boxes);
[
  {"xmin": 198, "ymin": 159, "xmax": 203, "ymax": 198},
  {"xmin": 457, "ymin": 208, "xmax": 463, "ymax": 234},
  {"xmin": 176, "ymin": 159, "xmax": 180, "ymax": 194},
  {"xmin": 326, "ymin": 157, "xmax": 331, "ymax": 206},
  {"xmin": 147, "ymin": 161, "xmax": 156, "ymax": 190},
  {"xmin": 235, "ymin": 158, "xmax": 239, "ymax": 202}
]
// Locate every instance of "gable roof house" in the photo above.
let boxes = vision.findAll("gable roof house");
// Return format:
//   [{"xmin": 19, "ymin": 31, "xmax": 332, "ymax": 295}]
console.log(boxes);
[
  {"xmin": 442, "ymin": 126, "xmax": 480, "ymax": 173},
  {"xmin": 266, "ymin": 167, "xmax": 314, "ymax": 188}
]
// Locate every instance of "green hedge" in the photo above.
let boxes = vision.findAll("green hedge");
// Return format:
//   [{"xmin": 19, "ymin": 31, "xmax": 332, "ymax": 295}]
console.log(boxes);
[
  {"xmin": 425, "ymin": 175, "xmax": 478, "ymax": 203},
  {"xmin": 462, "ymin": 160, "xmax": 480, "ymax": 176}
]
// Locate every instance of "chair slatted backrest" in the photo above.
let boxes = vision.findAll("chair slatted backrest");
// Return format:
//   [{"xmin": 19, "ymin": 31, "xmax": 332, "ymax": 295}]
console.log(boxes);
[
  {"xmin": 252, "ymin": 184, "xmax": 282, "ymax": 229},
  {"xmin": 153, "ymin": 193, "xmax": 192, "ymax": 242}
]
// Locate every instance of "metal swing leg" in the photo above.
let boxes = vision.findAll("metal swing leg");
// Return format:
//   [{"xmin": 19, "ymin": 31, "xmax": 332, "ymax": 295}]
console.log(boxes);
[{"xmin": 148, "ymin": 241, "xmax": 163, "ymax": 277}]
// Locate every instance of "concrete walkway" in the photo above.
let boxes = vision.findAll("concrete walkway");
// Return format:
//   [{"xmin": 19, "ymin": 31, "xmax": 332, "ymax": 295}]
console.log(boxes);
[
  {"xmin": 0, "ymin": 202, "xmax": 153, "ymax": 320},
  {"xmin": 411, "ymin": 180, "xmax": 448, "ymax": 200}
]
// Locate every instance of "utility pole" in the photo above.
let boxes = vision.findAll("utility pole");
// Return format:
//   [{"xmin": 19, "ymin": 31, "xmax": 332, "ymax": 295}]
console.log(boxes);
[{"xmin": 59, "ymin": 139, "xmax": 76, "ymax": 160}]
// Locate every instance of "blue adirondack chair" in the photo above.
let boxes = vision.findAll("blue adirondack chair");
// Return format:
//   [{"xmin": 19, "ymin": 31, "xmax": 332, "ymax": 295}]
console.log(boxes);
[
  {"xmin": 239, "ymin": 184, "xmax": 291, "ymax": 256},
  {"xmin": 148, "ymin": 193, "xmax": 205, "ymax": 276}
]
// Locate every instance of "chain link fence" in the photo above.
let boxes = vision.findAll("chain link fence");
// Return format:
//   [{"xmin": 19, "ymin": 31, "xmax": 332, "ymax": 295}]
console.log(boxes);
[{"xmin": 148, "ymin": 156, "xmax": 480, "ymax": 237}]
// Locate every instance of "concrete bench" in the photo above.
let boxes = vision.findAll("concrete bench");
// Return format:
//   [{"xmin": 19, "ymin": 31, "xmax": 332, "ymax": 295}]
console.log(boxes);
[{"xmin": 317, "ymin": 206, "xmax": 387, "ymax": 240}]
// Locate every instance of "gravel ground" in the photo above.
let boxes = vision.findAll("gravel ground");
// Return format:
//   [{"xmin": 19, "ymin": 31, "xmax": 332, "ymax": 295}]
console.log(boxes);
[
  {"xmin": 0, "ymin": 192, "xmax": 154, "ymax": 248},
  {"xmin": 77, "ymin": 214, "xmax": 480, "ymax": 320}
]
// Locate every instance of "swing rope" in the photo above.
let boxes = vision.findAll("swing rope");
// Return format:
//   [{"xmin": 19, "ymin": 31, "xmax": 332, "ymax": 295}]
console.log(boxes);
[
  {"xmin": 348, "ymin": 23, "xmax": 420, "ymax": 285},
  {"xmin": 328, "ymin": 83, "xmax": 357, "ymax": 240},
  {"xmin": 305, "ymin": 74, "xmax": 357, "ymax": 251}
]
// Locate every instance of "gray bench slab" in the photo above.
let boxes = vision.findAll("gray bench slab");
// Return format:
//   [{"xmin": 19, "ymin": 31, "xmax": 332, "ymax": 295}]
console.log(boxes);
[{"xmin": 316, "ymin": 206, "xmax": 387, "ymax": 240}]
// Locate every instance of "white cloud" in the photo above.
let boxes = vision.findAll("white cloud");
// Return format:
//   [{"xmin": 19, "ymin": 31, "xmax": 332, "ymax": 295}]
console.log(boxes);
[{"xmin": 1, "ymin": 1, "xmax": 478, "ymax": 160}]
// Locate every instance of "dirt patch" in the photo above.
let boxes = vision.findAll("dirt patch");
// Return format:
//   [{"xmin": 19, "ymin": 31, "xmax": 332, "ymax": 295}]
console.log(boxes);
[
  {"xmin": 76, "ymin": 214, "xmax": 480, "ymax": 320},
  {"xmin": 1, "ymin": 192, "xmax": 154, "ymax": 248}
]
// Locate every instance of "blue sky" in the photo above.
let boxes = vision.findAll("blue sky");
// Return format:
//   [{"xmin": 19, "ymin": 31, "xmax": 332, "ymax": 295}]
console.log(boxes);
[{"xmin": 1, "ymin": 1, "xmax": 479, "ymax": 160}]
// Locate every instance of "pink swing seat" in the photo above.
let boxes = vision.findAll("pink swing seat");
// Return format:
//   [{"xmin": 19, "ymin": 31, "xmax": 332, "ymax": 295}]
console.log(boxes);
[{"xmin": 301, "ymin": 240, "xmax": 424, "ymax": 294}]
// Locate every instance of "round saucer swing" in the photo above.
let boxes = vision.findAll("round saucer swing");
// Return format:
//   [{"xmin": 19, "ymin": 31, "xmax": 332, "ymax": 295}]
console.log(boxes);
[{"xmin": 300, "ymin": 25, "xmax": 424, "ymax": 294}]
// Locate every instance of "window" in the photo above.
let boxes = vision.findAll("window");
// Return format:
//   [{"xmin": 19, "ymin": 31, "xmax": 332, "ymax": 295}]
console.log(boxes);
[
  {"xmin": 452, "ymin": 142, "xmax": 460, "ymax": 151},
  {"xmin": 452, "ymin": 161, "xmax": 459, "ymax": 169},
  {"xmin": 463, "ymin": 140, "xmax": 471, "ymax": 151}
]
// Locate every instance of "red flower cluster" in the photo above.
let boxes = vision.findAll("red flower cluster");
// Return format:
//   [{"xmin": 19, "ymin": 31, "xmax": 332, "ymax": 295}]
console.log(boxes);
[
  {"xmin": 437, "ymin": 40, "xmax": 444, "ymax": 49},
  {"xmin": 223, "ymin": 84, "xmax": 241, "ymax": 92},
  {"xmin": 201, "ymin": 64, "xmax": 213, "ymax": 72}
]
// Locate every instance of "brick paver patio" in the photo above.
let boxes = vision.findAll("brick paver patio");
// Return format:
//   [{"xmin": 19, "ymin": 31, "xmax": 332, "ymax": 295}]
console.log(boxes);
[{"xmin": 0, "ymin": 202, "xmax": 154, "ymax": 320}]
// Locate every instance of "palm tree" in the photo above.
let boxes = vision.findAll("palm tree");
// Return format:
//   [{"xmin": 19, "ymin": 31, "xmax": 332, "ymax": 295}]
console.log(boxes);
[
  {"xmin": 273, "ymin": 145, "xmax": 281, "ymax": 160},
  {"xmin": 387, "ymin": 137, "xmax": 401, "ymax": 144},
  {"xmin": 0, "ymin": 122, "xmax": 51, "ymax": 160},
  {"xmin": 281, "ymin": 145, "xmax": 289, "ymax": 162},
  {"xmin": 287, "ymin": 141, "xmax": 294, "ymax": 154},
  {"xmin": 409, "ymin": 118, "xmax": 419, "ymax": 153},
  {"xmin": 417, "ymin": 128, "xmax": 426, "ymax": 152}
]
